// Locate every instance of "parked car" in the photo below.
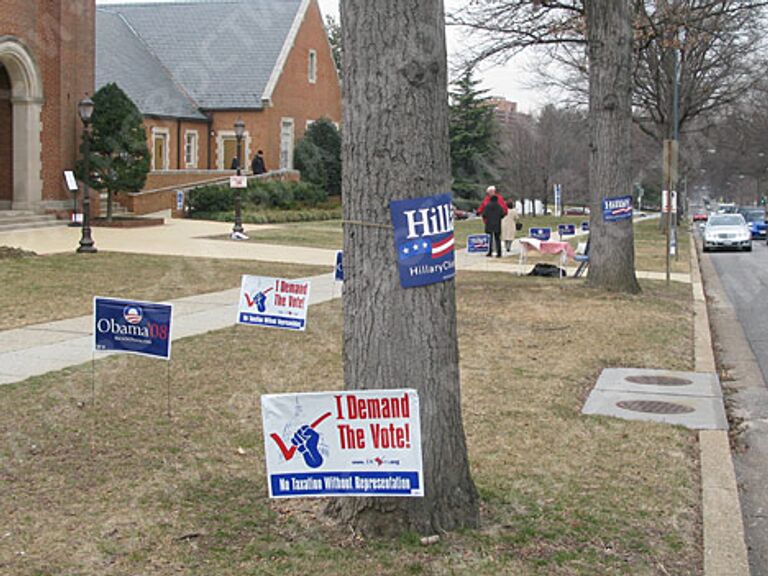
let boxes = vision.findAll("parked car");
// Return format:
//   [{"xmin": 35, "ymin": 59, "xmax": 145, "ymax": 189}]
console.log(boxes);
[
  {"xmin": 692, "ymin": 209, "xmax": 709, "ymax": 222},
  {"xmin": 737, "ymin": 207, "xmax": 767, "ymax": 239},
  {"xmin": 564, "ymin": 206, "xmax": 590, "ymax": 215},
  {"xmin": 702, "ymin": 213, "xmax": 752, "ymax": 252},
  {"xmin": 452, "ymin": 205, "xmax": 469, "ymax": 220}
]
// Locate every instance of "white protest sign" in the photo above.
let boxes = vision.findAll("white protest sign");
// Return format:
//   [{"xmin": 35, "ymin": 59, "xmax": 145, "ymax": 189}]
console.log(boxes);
[
  {"xmin": 261, "ymin": 389, "xmax": 424, "ymax": 498},
  {"xmin": 237, "ymin": 275, "xmax": 310, "ymax": 331},
  {"xmin": 230, "ymin": 175, "xmax": 247, "ymax": 189}
]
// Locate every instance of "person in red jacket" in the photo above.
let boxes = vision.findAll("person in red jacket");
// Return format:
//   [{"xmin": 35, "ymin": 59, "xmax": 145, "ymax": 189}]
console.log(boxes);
[{"xmin": 477, "ymin": 186, "xmax": 509, "ymax": 222}]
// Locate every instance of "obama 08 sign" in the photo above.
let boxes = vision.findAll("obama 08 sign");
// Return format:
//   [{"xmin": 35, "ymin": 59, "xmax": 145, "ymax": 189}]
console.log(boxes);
[{"xmin": 261, "ymin": 389, "xmax": 424, "ymax": 498}]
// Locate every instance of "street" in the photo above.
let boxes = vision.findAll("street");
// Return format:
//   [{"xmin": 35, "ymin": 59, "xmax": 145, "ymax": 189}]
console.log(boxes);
[{"xmin": 701, "ymin": 234, "xmax": 768, "ymax": 575}]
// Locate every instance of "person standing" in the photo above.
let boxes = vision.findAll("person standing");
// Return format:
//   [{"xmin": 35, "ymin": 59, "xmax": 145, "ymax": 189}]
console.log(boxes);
[
  {"xmin": 477, "ymin": 185, "xmax": 509, "ymax": 216},
  {"xmin": 251, "ymin": 150, "xmax": 267, "ymax": 175},
  {"xmin": 483, "ymin": 195, "xmax": 504, "ymax": 257},
  {"xmin": 501, "ymin": 199, "xmax": 519, "ymax": 252}
]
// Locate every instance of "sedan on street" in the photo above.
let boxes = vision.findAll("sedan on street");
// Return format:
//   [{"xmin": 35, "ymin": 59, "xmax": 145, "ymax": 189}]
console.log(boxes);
[
  {"xmin": 703, "ymin": 213, "xmax": 752, "ymax": 252},
  {"xmin": 737, "ymin": 207, "xmax": 767, "ymax": 239}
]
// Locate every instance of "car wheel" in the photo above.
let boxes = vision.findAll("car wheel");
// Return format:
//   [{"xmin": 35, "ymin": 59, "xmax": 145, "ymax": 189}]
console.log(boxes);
[
  {"xmin": 746, "ymin": 244, "xmax": 753, "ymax": 252},
  {"xmin": 703, "ymin": 246, "xmax": 710, "ymax": 252}
]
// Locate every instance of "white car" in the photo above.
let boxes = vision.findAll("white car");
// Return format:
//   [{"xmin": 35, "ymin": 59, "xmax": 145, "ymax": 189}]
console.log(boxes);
[{"xmin": 703, "ymin": 213, "xmax": 752, "ymax": 252}]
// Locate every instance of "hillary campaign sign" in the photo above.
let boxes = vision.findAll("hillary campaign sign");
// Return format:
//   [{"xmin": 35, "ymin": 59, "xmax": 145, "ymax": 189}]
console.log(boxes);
[
  {"xmin": 262, "ymin": 389, "xmax": 424, "ymax": 498},
  {"xmin": 467, "ymin": 234, "xmax": 490, "ymax": 254},
  {"xmin": 238, "ymin": 276, "xmax": 310, "ymax": 331},
  {"xmin": 94, "ymin": 298, "xmax": 173, "ymax": 360},
  {"xmin": 558, "ymin": 223, "xmax": 576, "ymax": 237},
  {"xmin": 602, "ymin": 195, "xmax": 633, "ymax": 222},
  {"xmin": 390, "ymin": 193, "xmax": 455, "ymax": 289},
  {"xmin": 334, "ymin": 251, "xmax": 344, "ymax": 282},
  {"xmin": 581, "ymin": 221, "xmax": 590, "ymax": 232},
  {"xmin": 529, "ymin": 227, "xmax": 551, "ymax": 241}
]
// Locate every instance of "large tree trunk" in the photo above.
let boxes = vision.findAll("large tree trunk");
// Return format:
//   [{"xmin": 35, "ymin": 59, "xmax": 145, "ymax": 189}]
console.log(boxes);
[
  {"xmin": 585, "ymin": 0, "xmax": 641, "ymax": 293},
  {"xmin": 332, "ymin": 0, "xmax": 479, "ymax": 536}
]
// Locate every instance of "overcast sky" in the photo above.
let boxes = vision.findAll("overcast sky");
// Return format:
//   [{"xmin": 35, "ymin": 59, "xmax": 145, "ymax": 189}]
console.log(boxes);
[{"xmin": 96, "ymin": 0, "xmax": 544, "ymax": 114}]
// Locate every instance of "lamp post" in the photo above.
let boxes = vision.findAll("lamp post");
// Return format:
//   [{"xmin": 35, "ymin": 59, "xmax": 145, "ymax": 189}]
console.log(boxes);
[
  {"xmin": 232, "ymin": 118, "xmax": 245, "ymax": 235},
  {"xmin": 76, "ymin": 97, "xmax": 97, "ymax": 254}
]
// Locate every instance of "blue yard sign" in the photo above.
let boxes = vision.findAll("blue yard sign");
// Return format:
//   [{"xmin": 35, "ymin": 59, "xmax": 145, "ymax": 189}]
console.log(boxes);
[
  {"xmin": 558, "ymin": 224, "xmax": 576, "ymax": 236},
  {"xmin": 602, "ymin": 195, "xmax": 633, "ymax": 222},
  {"xmin": 334, "ymin": 251, "xmax": 344, "ymax": 282},
  {"xmin": 390, "ymin": 193, "xmax": 455, "ymax": 289},
  {"xmin": 466, "ymin": 234, "xmax": 490, "ymax": 254},
  {"xmin": 581, "ymin": 221, "xmax": 590, "ymax": 232},
  {"xmin": 529, "ymin": 227, "xmax": 551, "ymax": 241},
  {"xmin": 94, "ymin": 297, "xmax": 173, "ymax": 360}
]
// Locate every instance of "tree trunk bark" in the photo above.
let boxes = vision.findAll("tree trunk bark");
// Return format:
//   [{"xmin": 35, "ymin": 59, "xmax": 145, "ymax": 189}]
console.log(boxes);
[
  {"xmin": 585, "ymin": 0, "xmax": 641, "ymax": 293},
  {"xmin": 331, "ymin": 0, "xmax": 479, "ymax": 536}
]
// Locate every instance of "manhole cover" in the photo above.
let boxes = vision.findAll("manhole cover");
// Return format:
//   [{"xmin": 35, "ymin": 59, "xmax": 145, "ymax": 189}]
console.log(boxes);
[
  {"xmin": 625, "ymin": 375, "xmax": 692, "ymax": 387},
  {"xmin": 616, "ymin": 400, "xmax": 695, "ymax": 415}
]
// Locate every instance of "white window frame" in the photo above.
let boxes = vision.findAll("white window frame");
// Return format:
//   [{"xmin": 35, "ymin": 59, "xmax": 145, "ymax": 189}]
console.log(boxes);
[
  {"xmin": 216, "ymin": 130, "xmax": 252, "ymax": 171},
  {"xmin": 151, "ymin": 127, "xmax": 170, "ymax": 171},
  {"xmin": 184, "ymin": 130, "xmax": 199, "ymax": 168},
  {"xmin": 308, "ymin": 49, "xmax": 317, "ymax": 84},
  {"xmin": 305, "ymin": 119, "xmax": 315, "ymax": 130},
  {"xmin": 280, "ymin": 118, "xmax": 295, "ymax": 170}
]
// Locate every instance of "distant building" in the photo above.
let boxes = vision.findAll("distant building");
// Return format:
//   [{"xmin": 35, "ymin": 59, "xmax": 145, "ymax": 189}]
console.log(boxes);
[
  {"xmin": 96, "ymin": 0, "xmax": 341, "ymax": 183},
  {"xmin": 487, "ymin": 97, "xmax": 518, "ymax": 128},
  {"xmin": 0, "ymin": 1, "xmax": 95, "ymax": 212}
]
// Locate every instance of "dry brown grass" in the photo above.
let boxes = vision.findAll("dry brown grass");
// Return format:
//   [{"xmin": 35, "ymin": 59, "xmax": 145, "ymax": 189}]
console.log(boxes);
[
  {"xmin": 0, "ymin": 272, "xmax": 700, "ymax": 575},
  {"xmin": 0, "ymin": 252, "xmax": 328, "ymax": 331}
]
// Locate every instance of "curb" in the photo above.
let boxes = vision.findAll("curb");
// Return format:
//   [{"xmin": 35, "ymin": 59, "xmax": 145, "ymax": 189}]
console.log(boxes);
[{"xmin": 690, "ymin": 230, "xmax": 751, "ymax": 575}]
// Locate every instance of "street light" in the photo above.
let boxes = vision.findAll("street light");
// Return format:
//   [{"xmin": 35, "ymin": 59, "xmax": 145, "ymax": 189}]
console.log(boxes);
[
  {"xmin": 232, "ymin": 118, "xmax": 245, "ymax": 235},
  {"xmin": 76, "ymin": 97, "xmax": 96, "ymax": 254}
]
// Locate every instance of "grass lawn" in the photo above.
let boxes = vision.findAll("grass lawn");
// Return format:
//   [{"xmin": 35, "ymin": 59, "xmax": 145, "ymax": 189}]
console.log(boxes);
[
  {"xmin": 0, "ymin": 271, "xmax": 700, "ymax": 575},
  {"xmin": 0, "ymin": 252, "xmax": 328, "ymax": 331},
  {"xmin": 208, "ymin": 215, "xmax": 689, "ymax": 276}
]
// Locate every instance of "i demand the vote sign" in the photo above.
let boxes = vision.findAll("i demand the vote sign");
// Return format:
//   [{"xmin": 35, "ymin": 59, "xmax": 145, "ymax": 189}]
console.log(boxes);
[
  {"xmin": 261, "ymin": 389, "xmax": 424, "ymax": 498},
  {"xmin": 93, "ymin": 297, "xmax": 173, "ymax": 360},
  {"xmin": 390, "ymin": 193, "xmax": 455, "ymax": 289},
  {"xmin": 237, "ymin": 275, "xmax": 311, "ymax": 331}
]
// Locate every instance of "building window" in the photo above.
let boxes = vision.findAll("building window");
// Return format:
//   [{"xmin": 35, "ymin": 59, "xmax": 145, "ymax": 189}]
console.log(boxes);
[
  {"xmin": 151, "ymin": 128, "xmax": 170, "ymax": 171},
  {"xmin": 280, "ymin": 118, "xmax": 295, "ymax": 170},
  {"xmin": 308, "ymin": 49, "xmax": 317, "ymax": 84},
  {"xmin": 184, "ymin": 130, "xmax": 198, "ymax": 168}
]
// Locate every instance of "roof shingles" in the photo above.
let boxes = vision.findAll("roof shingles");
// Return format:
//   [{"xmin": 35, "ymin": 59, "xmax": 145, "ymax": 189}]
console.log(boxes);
[{"xmin": 96, "ymin": 0, "xmax": 304, "ymax": 117}]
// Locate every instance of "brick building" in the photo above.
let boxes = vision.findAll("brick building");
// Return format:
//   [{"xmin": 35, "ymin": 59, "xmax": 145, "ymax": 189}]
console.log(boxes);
[
  {"xmin": 95, "ymin": 0, "xmax": 341, "ymax": 183},
  {"xmin": 0, "ymin": 1, "xmax": 95, "ymax": 212}
]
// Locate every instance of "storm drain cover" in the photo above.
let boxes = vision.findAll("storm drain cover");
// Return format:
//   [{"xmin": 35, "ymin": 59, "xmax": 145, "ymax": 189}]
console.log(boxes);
[
  {"xmin": 616, "ymin": 400, "xmax": 695, "ymax": 415},
  {"xmin": 625, "ymin": 375, "xmax": 693, "ymax": 387}
]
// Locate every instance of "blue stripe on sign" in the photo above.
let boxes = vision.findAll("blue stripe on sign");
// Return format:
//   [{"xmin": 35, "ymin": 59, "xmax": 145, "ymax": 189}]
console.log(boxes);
[
  {"xmin": 239, "ymin": 313, "xmax": 305, "ymax": 330},
  {"xmin": 270, "ymin": 471, "xmax": 421, "ymax": 497}
]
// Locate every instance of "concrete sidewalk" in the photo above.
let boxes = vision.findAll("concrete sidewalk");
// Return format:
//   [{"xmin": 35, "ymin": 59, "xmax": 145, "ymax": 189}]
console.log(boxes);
[
  {"xmin": 0, "ymin": 272, "xmax": 340, "ymax": 386},
  {"xmin": 0, "ymin": 216, "xmax": 692, "ymax": 282}
]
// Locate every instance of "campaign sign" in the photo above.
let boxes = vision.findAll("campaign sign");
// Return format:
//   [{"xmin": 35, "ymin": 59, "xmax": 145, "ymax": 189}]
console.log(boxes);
[
  {"xmin": 238, "ymin": 275, "xmax": 311, "ymax": 331},
  {"xmin": 529, "ymin": 227, "xmax": 551, "ymax": 241},
  {"xmin": 176, "ymin": 190, "xmax": 185, "ymax": 211},
  {"xmin": 581, "ymin": 221, "xmax": 590, "ymax": 232},
  {"xmin": 558, "ymin": 224, "xmax": 576, "ymax": 237},
  {"xmin": 390, "ymin": 193, "xmax": 455, "ymax": 289},
  {"xmin": 467, "ymin": 234, "xmax": 490, "ymax": 254},
  {"xmin": 262, "ymin": 389, "xmax": 424, "ymax": 498},
  {"xmin": 603, "ymin": 195, "xmax": 633, "ymax": 222},
  {"xmin": 94, "ymin": 298, "xmax": 173, "ymax": 360},
  {"xmin": 334, "ymin": 251, "xmax": 344, "ymax": 282}
]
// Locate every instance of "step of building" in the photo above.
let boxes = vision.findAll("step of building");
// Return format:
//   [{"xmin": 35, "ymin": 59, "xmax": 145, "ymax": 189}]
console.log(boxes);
[{"xmin": 0, "ymin": 214, "xmax": 68, "ymax": 233}]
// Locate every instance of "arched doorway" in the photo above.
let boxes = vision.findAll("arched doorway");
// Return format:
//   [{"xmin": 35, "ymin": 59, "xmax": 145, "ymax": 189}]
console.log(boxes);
[
  {"xmin": 0, "ymin": 37, "xmax": 43, "ymax": 211},
  {"xmin": 0, "ymin": 64, "xmax": 11, "ymax": 208}
]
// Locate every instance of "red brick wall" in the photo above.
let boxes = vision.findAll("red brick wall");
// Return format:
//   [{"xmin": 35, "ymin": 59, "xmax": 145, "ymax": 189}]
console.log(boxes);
[
  {"xmin": 0, "ymin": 66, "xmax": 11, "ymax": 204},
  {"xmin": 144, "ymin": 117, "xmax": 210, "ymax": 171},
  {"xmin": 208, "ymin": 0, "xmax": 341, "ymax": 173},
  {"xmin": 0, "ymin": 1, "xmax": 95, "ymax": 206}
]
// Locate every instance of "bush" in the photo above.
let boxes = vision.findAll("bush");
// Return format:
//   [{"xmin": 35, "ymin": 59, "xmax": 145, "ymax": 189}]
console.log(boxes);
[
  {"xmin": 187, "ymin": 184, "xmax": 233, "ymax": 213},
  {"xmin": 187, "ymin": 179, "xmax": 328, "ymax": 216},
  {"xmin": 188, "ymin": 208, "xmax": 341, "ymax": 224}
]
